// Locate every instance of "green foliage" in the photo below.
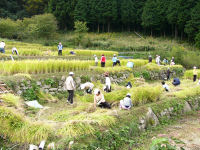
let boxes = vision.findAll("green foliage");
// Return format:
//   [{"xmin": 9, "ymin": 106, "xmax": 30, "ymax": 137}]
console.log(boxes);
[
  {"xmin": 0, "ymin": 14, "xmax": 57, "ymax": 40},
  {"xmin": 0, "ymin": 18, "xmax": 19, "ymax": 38},
  {"xmin": 74, "ymin": 21, "xmax": 88, "ymax": 33},
  {"xmin": 195, "ymin": 31, "xmax": 200, "ymax": 48},
  {"xmin": 150, "ymin": 138, "xmax": 176, "ymax": 150},
  {"xmin": 22, "ymin": 82, "xmax": 39, "ymax": 101}
]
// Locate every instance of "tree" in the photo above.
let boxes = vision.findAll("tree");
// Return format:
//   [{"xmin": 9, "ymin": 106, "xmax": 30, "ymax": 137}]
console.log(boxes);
[
  {"xmin": 185, "ymin": 1, "xmax": 200, "ymax": 40},
  {"xmin": 24, "ymin": 0, "xmax": 48, "ymax": 15},
  {"xmin": 142, "ymin": 0, "xmax": 161, "ymax": 36},
  {"xmin": 48, "ymin": 0, "xmax": 77, "ymax": 29},
  {"xmin": 102, "ymin": 0, "xmax": 118, "ymax": 32},
  {"xmin": 74, "ymin": 0, "xmax": 88, "ymax": 22},
  {"xmin": 120, "ymin": 0, "xmax": 135, "ymax": 31},
  {"xmin": 74, "ymin": 21, "xmax": 88, "ymax": 46}
]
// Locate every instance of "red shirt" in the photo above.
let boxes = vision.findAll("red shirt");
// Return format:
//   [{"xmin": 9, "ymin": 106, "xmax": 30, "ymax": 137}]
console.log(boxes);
[{"xmin": 101, "ymin": 56, "xmax": 106, "ymax": 62}]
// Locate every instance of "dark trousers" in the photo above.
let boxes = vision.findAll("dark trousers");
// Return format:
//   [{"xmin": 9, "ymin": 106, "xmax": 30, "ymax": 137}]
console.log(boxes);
[
  {"xmin": 167, "ymin": 74, "xmax": 170, "ymax": 80},
  {"xmin": 113, "ymin": 62, "xmax": 116, "ymax": 67},
  {"xmin": 67, "ymin": 90, "xmax": 74, "ymax": 104},
  {"xmin": 193, "ymin": 75, "xmax": 197, "ymax": 82},
  {"xmin": 98, "ymin": 102, "xmax": 111, "ymax": 109},
  {"xmin": 0, "ymin": 48, "xmax": 5, "ymax": 53},
  {"xmin": 101, "ymin": 62, "xmax": 105, "ymax": 67},
  {"xmin": 58, "ymin": 50, "xmax": 62, "ymax": 56},
  {"xmin": 104, "ymin": 85, "xmax": 111, "ymax": 93}
]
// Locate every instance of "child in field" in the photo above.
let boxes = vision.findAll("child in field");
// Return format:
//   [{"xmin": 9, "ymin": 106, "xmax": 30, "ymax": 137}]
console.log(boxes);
[
  {"xmin": 120, "ymin": 93, "xmax": 133, "ymax": 110},
  {"xmin": 94, "ymin": 89, "xmax": 111, "ymax": 109},
  {"xmin": 126, "ymin": 82, "xmax": 132, "ymax": 89},
  {"xmin": 193, "ymin": 66, "xmax": 198, "ymax": 82},
  {"xmin": 161, "ymin": 81, "xmax": 169, "ymax": 92}
]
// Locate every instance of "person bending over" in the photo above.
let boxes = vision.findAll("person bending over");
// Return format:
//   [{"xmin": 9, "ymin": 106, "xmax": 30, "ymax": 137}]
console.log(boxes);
[
  {"xmin": 162, "ymin": 81, "xmax": 169, "ymax": 92},
  {"xmin": 120, "ymin": 93, "xmax": 133, "ymax": 110},
  {"xmin": 172, "ymin": 78, "xmax": 180, "ymax": 86},
  {"xmin": 94, "ymin": 89, "xmax": 111, "ymax": 109},
  {"xmin": 80, "ymin": 82, "xmax": 94, "ymax": 94}
]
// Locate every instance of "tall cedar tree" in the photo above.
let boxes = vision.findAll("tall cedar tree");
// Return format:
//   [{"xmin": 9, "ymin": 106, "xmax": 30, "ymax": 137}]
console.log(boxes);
[
  {"xmin": 120, "ymin": 0, "xmax": 135, "ymax": 31},
  {"xmin": 185, "ymin": 1, "xmax": 200, "ymax": 40},
  {"xmin": 74, "ymin": 0, "xmax": 88, "ymax": 22}
]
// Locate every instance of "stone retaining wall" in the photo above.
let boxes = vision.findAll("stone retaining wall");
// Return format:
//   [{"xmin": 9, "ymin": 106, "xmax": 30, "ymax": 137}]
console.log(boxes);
[{"xmin": 15, "ymin": 72, "xmax": 130, "ymax": 95}]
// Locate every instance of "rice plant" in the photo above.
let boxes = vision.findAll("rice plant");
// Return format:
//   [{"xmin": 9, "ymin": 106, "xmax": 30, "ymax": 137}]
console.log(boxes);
[
  {"xmin": 0, "ymin": 93, "xmax": 21, "ymax": 107},
  {"xmin": 0, "ymin": 106, "xmax": 52, "ymax": 144},
  {"xmin": 184, "ymin": 69, "xmax": 200, "ymax": 79}
]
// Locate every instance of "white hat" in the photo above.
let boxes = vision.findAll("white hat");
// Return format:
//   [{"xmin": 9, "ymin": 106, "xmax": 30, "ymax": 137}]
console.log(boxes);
[
  {"xmin": 69, "ymin": 72, "xmax": 74, "ymax": 75},
  {"xmin": 126, "ymin": 93, "xmax": 131, "ymax": 97},
  {"xmin": 194, "ymin": 66, "xmax": 197, "ymax": 69},
  {"xmin": 94, "ymin": 89, "xmax": 100, "ymax": 95}
]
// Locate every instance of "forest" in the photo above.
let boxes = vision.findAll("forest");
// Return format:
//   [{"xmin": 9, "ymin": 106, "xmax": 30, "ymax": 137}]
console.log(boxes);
[{"xmin": 0, "ymin": 0, "xmax": 200, "ymax": 42}]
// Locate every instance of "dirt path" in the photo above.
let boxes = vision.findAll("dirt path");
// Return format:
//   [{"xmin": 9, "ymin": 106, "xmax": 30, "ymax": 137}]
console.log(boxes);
[{"xmin": 153, "ymin": 112, "xmax": 200, "ymax": 150}]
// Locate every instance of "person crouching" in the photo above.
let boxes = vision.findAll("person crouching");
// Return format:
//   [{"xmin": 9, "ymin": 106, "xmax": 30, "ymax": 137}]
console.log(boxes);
[
  {"xmin": 80, "ymin": 82, "xmax": 94, "ymax": 94},
  {"xmin": 120, "ymin": 93, "xmax": 133, "ymax": 110},
  {"xmin": 94, "ymin": 89, "xmax": 111, "ymax": 109}
]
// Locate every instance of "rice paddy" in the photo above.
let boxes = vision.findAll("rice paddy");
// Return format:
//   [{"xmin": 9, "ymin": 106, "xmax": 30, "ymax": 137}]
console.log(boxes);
[{"xmin": 0, "ymin": 39, "xmax": 199, "ymax": 150}]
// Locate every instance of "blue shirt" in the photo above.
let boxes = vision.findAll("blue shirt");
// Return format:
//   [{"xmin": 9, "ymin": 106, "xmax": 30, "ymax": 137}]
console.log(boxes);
[
  {"xmin": 112, "ymin": 57, "xmax": 117, "ymax": 62},
  {"xmin": 58, "ymin": 45, "xmax": 63, "ymax": 51}
]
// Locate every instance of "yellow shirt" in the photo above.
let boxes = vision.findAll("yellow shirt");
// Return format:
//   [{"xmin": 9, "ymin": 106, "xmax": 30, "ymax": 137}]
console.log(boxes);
[{"xmin": 193, "ymin": 69, "xmax": 198, "ymax": 75}]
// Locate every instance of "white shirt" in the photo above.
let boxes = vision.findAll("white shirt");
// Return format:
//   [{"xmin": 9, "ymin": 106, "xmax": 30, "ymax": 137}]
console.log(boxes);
[
  {"xmin": 163, "ymin": 84, "xmax": 169, "ymax": 91},
  {"xmin": 12, "ymin": 47, "xmax": 17, "ymax": 52},
  {"xmin": 156, "ymin": 57, "xmax": 160, "ymax": 63},
  {"xmin": 105, "ymin": 77, "xmax": 111, "ymax": 88},
  {"xmin": 95, "ymin": 57, "xmax": 98, "ymax": 62},
  {"xmin": 81, "ymin": 82, "xmax": 94, "ymax": 90},
  {"xmin": 65, "ymin": 76, "xmax": 75, "ymax": 90},
  {"xmin": 0, "ymin": 42, "xmax": 5, "ymax": 48}
]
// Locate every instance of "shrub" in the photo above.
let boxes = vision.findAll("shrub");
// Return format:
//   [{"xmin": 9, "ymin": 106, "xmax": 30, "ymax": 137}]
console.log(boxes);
[
  {"xmin": 26, "ymin": 14, "xmax": 58, "ymax": 39},
  {"xmin": 0, "ymin": 18, "xmax": 19, "ymax": 38}
]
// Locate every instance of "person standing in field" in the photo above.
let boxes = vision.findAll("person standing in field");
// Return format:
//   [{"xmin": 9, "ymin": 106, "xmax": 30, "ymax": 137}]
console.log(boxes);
[
  {"xmin": 166, "ymin": 67, "xmax": 172, "ymax": 80},
  {"xmin": 64, "ymin": 72, "xmax": 75, "ymax": 104},
  {"xmin": 58, "ymin": 42, "xmax": 63, "ymax": 56},
  {"xmin": 156, "ymin": 55, "xmax": 160, "ymax": 65},
  {"xmin": 0, "ymin": 41, "xmax": 5, "ymax": 53},
  {"xmin": 94, "ymin": 55, "xmax": 98, "ymax": 66},
  {"xmin": 112, "ymin": 54, "xmax": 117, "ymax": 67},
  {"xmin": 101, "ymin": 54, "xmax": 106, "ymax": 67},
  {"xmin": 193, "ymin": 66, "xmax": 198, "ymax": 82},
  {"xmin": 104, "ymin": 72, "xmax": 111, "ymax": 92},
  {"xmin": 148, "ymin": 55, "xmax": 152, "ymax": 63}
]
